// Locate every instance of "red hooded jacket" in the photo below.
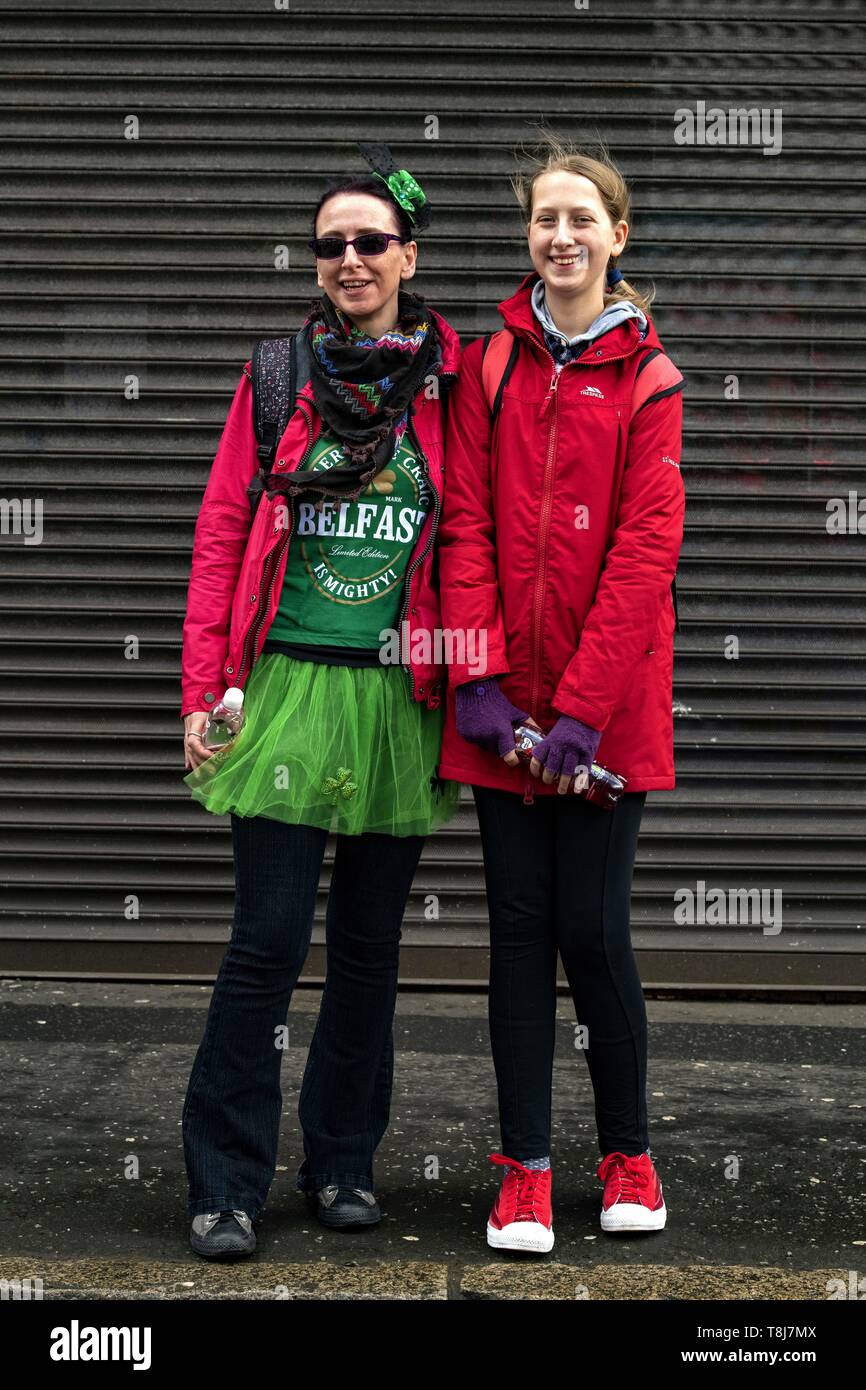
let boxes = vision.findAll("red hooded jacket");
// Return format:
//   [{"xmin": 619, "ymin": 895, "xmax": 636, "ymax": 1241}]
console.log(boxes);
[
  {"xmin": 436, "ymin": 273, "xmax": 686, "ymax": 801},
  {"xmin": 180, "ymin": 309, "xmax": 462, "ymax": 720}
]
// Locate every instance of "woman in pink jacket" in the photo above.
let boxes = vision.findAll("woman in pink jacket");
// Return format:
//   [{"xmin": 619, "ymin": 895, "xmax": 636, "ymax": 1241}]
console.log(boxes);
[
  {"xmin": 437, "ymin": 139, "xmax": 686, "ymax": 1254},
  {"xmin": 179, "ymin": 152, "xmax": 460, "ymax": 1258}
]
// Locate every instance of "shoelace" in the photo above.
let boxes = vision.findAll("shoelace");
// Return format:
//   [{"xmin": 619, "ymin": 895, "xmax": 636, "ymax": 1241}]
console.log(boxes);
[
  {"xmin": 489, "ymin": 1153, "xmax": 549, "ymax": 1221},
  {"xmin": 512, "ymin": 1168, "xmax": 547, "ymax": 1220},
  {"xmin": 599, "ymin": 1152, "xmax": 651, "ymax": 1204},
  {"xmin": 209, "ymin": 1210, "xmax": 251, "ymax": 1230}
]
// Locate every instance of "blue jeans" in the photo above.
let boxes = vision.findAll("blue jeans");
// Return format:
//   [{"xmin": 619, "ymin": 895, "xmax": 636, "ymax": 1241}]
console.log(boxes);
[{"xmin": 182, "ymin": 812, "xmax": 425, "ymax": 1222}]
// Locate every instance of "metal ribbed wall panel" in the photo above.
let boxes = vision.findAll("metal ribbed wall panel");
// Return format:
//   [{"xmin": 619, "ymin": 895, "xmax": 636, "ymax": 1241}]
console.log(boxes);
[{"xmin": 1, "ymin": 1, "xmax": 864, "ymax": 988}]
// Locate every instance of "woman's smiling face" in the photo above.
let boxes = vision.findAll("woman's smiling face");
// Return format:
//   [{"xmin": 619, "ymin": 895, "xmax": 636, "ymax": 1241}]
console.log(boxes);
[
  {"xmin": 313, "ymin": 192, "xmax": 417, "ymax": 328},
  {"xmin": 527, "ymin": 169, "xmax": 627, "ymax": 294}
]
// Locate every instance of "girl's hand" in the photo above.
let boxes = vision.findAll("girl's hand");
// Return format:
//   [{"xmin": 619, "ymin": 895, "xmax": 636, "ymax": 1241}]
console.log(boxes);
[
  {"xmin": 184, "ymin": 712, "xmax": 215, "ymax": 770},
  {"xmin": 529, "ymin": 715, "xmax": 602, "ymax": 795},
  {"xmin": 455, "ymin": 678, "xmax": 530, "ymax": 762}
]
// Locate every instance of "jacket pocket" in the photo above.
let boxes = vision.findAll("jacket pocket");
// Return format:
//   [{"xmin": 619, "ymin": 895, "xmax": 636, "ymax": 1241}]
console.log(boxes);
[{"xmin": 645, "ymin": 587, "xmax": 676, "ymax": 654}]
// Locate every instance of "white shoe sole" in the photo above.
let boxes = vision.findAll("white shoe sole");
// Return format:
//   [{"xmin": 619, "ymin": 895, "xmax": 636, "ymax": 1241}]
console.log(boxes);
[
  {"xmin": 487, "ymin": 1220, "xmax": 555, "ymax": 1253},
  {"xmin": 600, "ymin": 1200, "xmax": 667, "ymax": 1233}
]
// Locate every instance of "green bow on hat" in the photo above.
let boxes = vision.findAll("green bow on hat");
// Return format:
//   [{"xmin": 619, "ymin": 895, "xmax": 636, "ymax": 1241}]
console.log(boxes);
[
  {"xmin": 373, "ymin": 169, "xmax": 427, "ymax": 224},
  {"xmin": 358, "ymin": 142, "xmax": 431, "ymax": 229}
]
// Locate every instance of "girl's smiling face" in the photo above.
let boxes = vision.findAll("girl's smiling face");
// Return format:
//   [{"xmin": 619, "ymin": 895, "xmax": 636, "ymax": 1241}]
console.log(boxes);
[{"xmin": 527, "ymin": 169, "xmax": 628, "ymax": 295}]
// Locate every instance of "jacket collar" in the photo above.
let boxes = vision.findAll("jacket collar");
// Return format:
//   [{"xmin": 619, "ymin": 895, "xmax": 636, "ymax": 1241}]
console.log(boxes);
[
  {"xmin": 497, "ymin": 270, "xmax": 662, "ymax": 364},
  {"xmin": 530, "ymin": 277, "xmax": 647, "ymax": 346},
  {"xmin": 429, "ymin": 306, "xmax": 462, "ymax": 375}
]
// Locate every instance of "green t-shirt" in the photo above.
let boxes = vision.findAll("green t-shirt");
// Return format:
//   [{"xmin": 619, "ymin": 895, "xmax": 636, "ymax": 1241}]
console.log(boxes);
[{"xmin": 266, "ymin": 426, "xmax": 431, "ymax": 650}]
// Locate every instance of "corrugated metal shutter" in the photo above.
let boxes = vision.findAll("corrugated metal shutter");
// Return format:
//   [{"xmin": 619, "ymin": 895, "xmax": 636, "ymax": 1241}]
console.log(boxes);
[{"xmin": 2, "ymin": 0, "xmax": 863, "ymax": 990}]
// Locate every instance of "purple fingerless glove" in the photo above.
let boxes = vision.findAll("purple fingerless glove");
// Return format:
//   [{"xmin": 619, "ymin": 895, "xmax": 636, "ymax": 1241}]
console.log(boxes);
[
  {"xmin": 531, "ymin": 715, "xmax": 602, "ymax": 781},
  {"xmin": 455, "ymin": 678, "xmax": 530, "ymax": 758}
]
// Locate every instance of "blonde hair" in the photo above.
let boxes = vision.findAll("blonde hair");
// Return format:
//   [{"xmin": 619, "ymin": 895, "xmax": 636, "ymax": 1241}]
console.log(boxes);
[{"xmin": 510, "ymin": 133, "xmax": 655, "ymax": 316}]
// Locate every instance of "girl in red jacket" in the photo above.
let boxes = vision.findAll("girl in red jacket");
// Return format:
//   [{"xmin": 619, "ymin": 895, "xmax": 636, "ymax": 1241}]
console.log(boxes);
[
  {"xmin": 180, "ymin": 153, "xmax": 460, "ymax": 1258},
  {"xmin": 437, "ymin": 139, "xmax": 685, "ymax": 1253}
]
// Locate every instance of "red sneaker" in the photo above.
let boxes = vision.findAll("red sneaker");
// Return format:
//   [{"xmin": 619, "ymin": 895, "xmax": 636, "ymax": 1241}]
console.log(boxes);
[
  {"xmin": 597, "ymin": 1150, "xmax": 667, "ymax": 1233},
  {"xmin": 486, "ymin": 1153, "xmax": 554, "ymax": 1253}
]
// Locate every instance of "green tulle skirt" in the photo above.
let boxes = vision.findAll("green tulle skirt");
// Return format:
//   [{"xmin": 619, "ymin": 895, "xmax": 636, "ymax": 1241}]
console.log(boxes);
[{"xmin": 183, "ymin": 650, "xmax": 460, "ymax": 837}]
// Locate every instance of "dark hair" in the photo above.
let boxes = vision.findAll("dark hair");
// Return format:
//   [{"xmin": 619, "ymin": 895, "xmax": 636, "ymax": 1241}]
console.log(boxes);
[{"xmin": 311, "ymin": 175, "xmax": 414, "ymax": 241}]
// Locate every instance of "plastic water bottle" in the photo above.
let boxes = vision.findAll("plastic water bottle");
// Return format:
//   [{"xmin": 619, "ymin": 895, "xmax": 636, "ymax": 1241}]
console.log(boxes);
[{"xmin": 203, "ymin": 688, "xmax": 245, "ymax": 749}]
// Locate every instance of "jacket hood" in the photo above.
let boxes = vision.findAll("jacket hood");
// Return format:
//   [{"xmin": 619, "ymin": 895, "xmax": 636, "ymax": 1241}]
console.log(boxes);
[{"xmin": 498, "ymin": 270, "xmax": 663, "ymax": 363}]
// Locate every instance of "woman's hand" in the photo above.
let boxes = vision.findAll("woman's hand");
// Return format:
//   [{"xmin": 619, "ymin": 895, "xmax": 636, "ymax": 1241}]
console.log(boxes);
[
  {"xmin": 184, "ymin": 712, "xmax": 216, "ymax": 770},
  {"xmin": 529, "ymin": 715, "xmax": 602, "ymax": 795},
  {"xmin": 455, "ymin": 678, "xmax": 530, "ymax": 762}
]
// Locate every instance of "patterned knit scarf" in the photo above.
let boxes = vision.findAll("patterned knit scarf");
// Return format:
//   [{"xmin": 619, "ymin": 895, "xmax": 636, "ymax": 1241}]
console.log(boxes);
[{"xmin": 265, "ymin": 288, "xmax": 439, "ymax": 507}]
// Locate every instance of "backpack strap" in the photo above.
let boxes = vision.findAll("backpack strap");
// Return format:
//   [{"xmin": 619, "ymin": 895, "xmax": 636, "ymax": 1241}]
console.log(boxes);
[
  {"xmin": 481, "ymin": 329, "xmax": 520, "ymax": 418},
  {"xmin": 247, "ymin": 328, "xmax": 314, "ymax": 516},
  {"xmin": 251, "ymin": 336, "xmax": 295, "ymax": 469},
  {"xmin": 292, "ymin": 322, "xmax": 314, "ymax": 402},
  {"xmin": 632, "ymin": 347, "xmax": 685, "ymax": 416}
]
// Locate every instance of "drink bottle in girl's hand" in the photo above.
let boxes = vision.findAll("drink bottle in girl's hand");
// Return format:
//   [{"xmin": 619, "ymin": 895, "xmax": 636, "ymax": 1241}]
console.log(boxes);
[
  {"xmin": 513, "ymin": 723, "xmax": 628, "ymax": 809},
  {"xmin": 203, "ymin": 688, "xmax": 245, "ymax": 749}
]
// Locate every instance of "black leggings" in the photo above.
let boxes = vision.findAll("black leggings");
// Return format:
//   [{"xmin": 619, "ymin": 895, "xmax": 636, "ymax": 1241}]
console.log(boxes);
[{"xmin": 471, "ymin": 785, "xmax": 649, "ymax": 1160}]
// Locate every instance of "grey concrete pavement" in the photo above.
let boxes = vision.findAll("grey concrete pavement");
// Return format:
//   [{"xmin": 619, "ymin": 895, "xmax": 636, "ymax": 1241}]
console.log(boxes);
[{"xmin": 0, "ymin": 980, "xmax": 863, "ymax": 1299}]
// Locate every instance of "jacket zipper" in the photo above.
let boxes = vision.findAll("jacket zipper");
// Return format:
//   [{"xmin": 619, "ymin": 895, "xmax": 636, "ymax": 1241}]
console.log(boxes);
[
  {"xmin": 523, "ymin": 342, "xmax": 634, "ymax": 804},
  {"xmin": 524, "ymin": 367, "xmax": 560, "ymax": 804},
  {"xmin": 235, "ymin": 400, "xmax": 313, "ymax": 684},
  {"xmin": 398, "ymin": 407, "xmax": 442, "ymax": 705}
]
